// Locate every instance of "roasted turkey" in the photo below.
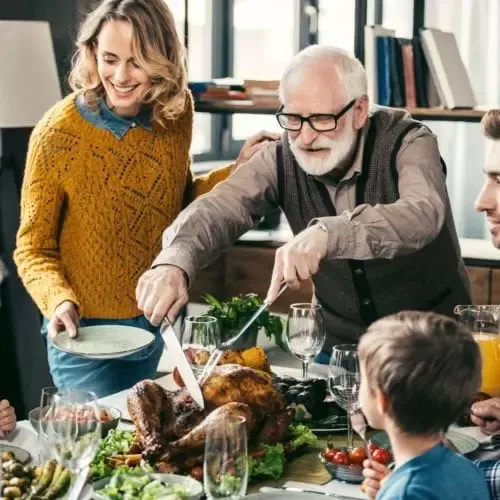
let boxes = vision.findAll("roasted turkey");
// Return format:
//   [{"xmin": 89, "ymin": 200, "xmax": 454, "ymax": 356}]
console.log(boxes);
[{"xmin": 127, "ymin": 364, "xmax": 293, "ymax": 462}]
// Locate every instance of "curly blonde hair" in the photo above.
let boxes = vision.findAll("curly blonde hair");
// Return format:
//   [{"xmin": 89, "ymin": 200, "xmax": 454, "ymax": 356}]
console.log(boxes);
[{"xmin": 69, "ymin": 0, "xmax": 187, "ymax": 126}]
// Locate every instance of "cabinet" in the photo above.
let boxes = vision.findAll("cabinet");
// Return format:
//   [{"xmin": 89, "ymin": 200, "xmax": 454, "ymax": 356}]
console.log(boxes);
[{"xmin": 190, "ymin": 244, "xmax": 497, "ymax": 312}]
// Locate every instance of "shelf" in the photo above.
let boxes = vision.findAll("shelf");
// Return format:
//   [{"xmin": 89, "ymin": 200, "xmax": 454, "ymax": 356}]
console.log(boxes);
[{"xmin": 194, "ymin": 99, "xmax": 487, "ymax": 123}]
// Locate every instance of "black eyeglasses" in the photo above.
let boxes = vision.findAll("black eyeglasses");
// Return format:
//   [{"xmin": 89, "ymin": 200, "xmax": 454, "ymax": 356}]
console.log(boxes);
[{"xmin": 275, "ymin": 99, "xmax": 356, "ymax": 132}]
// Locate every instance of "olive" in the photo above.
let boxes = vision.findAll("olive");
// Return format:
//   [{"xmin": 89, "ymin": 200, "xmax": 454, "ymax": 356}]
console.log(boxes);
[
  {"xmin": 8, "ymin": 478, "xmax": 29, "ymax": 492},
  {"xmin": 296, "ymin": 391, "xmax": 314, "ymax": 406},
  {"xmin": 0, "ymin": 453, "xmax": 14, "ymax": 463},
  {"xmin": 292, "ymin": 383, "xmax": 306, "ymax": 390},
  {"xmin": 2, "ymin": 474, "xmax": 12, "ymax": 481},
  {"xmin": 8, "ymin": 464, "xmax": 24, "ymax": 478},
  {"xmin": 3, "ymin": 486, "xmax": 21, "ymax": 498},
  {"xmin": 285, "ymin": 389, "xmax": 300, "ymax": 404},
  {"xmin": 22, "ymin": 467, "xmax": 34, "ymax": 480},
  {"xmin": 275, "ymin": 383, "xmax": 290, "ymax": 394}
]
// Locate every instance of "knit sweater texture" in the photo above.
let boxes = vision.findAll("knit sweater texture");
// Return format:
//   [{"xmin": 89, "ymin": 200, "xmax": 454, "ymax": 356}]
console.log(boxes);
[{"xmin": 14, "ymin": 92, "xmax": 230, "ymax": 318}]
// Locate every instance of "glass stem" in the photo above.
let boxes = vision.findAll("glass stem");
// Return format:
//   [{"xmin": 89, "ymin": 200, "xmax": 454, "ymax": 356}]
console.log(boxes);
[
  {"xmin": 347, "ymin": 415, "xmax": 353, "ymax": 448},
  {"xmin": 302, "ymin": 361, "xmax": 309, "ymax": 380}
]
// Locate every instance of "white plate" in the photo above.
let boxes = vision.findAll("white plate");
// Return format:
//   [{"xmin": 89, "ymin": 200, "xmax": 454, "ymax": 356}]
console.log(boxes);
[{"xmin": 51, "ymin": 325, "xmax": 155, "ymax": 359}]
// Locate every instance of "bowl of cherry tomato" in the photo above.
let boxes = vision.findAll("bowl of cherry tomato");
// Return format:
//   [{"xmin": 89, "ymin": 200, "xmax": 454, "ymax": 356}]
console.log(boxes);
[
  {"xmin": 29, "ymin": 404, "xmax": 121, "ymax": 438},
  {"xmin": 319, "ymin": 441, "xmax": 393, "ymax": 484}
]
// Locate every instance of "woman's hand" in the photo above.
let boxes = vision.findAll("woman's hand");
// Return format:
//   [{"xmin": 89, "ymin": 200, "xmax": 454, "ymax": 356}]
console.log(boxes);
[
  {"xmin": 48, "ymin": 301, "xmax": 79, "ymax": 339},
  {"xmin": 0, "ymin": 400, "xmax": 16, "ymax": 437},
  {"xmin": 234, "ymin": 130, "xmax": 280, "ymax": 169}
]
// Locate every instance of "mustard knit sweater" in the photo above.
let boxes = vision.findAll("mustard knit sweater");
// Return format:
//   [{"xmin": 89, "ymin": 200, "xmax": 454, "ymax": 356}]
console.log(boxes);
[{"xmin": 14, "ymin": 92, "xmax": 231, "ymax": 319}]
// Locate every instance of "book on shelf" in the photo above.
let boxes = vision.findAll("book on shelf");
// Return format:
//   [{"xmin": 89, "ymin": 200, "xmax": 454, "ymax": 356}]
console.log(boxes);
[{"xmin": 419, "ymin": 28, "xmax": 476, "ymax": 109}]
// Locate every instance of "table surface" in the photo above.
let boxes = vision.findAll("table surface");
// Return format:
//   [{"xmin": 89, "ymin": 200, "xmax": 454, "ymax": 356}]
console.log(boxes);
[{"xmin": 6, "ymin": 358, "xmax": 493, "ymax": 499}]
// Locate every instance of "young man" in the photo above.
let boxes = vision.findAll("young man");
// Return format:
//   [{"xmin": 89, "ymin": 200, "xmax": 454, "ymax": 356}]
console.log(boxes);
[{"xmin": 358, "ymin": 311, "xmax": 489, "ymax": 499}]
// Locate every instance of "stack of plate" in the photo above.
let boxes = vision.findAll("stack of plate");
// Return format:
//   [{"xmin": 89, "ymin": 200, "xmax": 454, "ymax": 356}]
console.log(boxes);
[{"xmin": 51, "ymin": 325, "xmax": 155, "ymax": 359}]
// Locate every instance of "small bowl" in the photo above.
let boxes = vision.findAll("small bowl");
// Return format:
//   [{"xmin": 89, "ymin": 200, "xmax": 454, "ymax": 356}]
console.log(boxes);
[
  {"xmin": 29, "ymin": 404, "xmax": 121, "ymax": 438},
  {"xmin": 92, "ymin": 472, "xmax": 203, "ymax": 500},
  {"xmin": 319, "ymin": 452, "xmax": 364, "ymax": 484}
]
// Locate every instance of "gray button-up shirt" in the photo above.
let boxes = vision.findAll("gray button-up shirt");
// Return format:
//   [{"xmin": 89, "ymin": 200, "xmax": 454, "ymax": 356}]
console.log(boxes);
[{"xmin": 153, "ymin": 118, "xmax": 453, "ymax": 287}]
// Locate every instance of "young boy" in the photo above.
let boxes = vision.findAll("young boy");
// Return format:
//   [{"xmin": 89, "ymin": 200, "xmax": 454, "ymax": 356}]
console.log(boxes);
[{"xmin": 358, "ymin": 311, "xmax": 489, "ymax": 499}]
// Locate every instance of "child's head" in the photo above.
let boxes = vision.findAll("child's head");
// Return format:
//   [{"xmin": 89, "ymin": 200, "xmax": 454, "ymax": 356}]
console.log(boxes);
[
  {"xmin": 358, "ymin": 311, "xmax": 481, "ymax": 436},
  {"xmin": 69, "ymin": 0, "xmax": 186, "ymax": 125}
]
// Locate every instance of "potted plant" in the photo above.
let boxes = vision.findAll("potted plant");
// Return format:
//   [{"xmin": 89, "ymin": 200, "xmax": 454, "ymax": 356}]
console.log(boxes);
[{"xmin": 202, "ymin": 293, "xmax": 284, "ymax": 350}]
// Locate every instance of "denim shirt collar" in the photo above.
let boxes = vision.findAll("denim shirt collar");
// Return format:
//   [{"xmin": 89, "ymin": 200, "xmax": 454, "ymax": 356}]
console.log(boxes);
[{"xmin": 76, "ymin": 94, "xmax": 153, "ymax": 139}]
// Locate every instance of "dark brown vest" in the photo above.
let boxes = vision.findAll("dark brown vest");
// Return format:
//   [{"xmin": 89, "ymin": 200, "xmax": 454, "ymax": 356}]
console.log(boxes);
[{"xmin": 277, "ymin": 108, "xmax": 471, "ymax": 349}]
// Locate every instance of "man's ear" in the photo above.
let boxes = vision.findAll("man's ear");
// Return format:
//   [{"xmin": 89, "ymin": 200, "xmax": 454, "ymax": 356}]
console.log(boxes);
[
  {"xmin": 353, "ymin": 95, "xmax": 369, "ymax": 130},
  {"xmin": 374, "ymin": 386, "xmax": 390, "ymax": 416}
]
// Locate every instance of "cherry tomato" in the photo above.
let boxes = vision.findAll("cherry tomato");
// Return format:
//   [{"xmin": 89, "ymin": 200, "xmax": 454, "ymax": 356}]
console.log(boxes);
[
  {"xmin": 372, "ymin": 448, "xmax": 393, "ymax": 465},
  {"xmin": 333, "ymin": 451, "xmax": 349, "ymax": 465},
  {"xmin": 190, "ymin": 466, "xmax": 203, "ymax": 481},
  {"xmin": 348, "ymin": 447, "xmax": 367, "ymax": 465},
  {"xmin": 368, "ymin": 442, "xmax": 379, "ymax": 455},
  {"xmin": 323, "ymin": 449, "xmax": 337, "ymax": 463}
]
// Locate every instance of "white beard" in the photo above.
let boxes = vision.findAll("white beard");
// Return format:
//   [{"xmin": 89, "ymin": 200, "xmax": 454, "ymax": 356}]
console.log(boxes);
[{"xmin": 289, "ymin": 115, "xmax": 357, "ymax": 176}]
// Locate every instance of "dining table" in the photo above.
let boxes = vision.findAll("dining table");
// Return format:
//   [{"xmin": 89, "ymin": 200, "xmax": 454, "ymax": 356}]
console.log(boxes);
[{"xmin": 4, "ymin": 344, "xmax": 496, "ymax": 499}]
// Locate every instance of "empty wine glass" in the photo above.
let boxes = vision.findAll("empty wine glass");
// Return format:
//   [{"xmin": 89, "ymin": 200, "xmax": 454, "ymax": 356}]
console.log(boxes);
[
  {"xmin": 182, "ymin": 316, "xmax": 220, "ymax": 377},
  {"xmin": 328, "ymin": 344, "xmax": 361, "ymax": 448},
  {"xmin": 285, "ymin": 303, "xmax": 325, "ymax": 380},
  {"xmin": 45, "ymin": 389, "xmax": 101, "ymax": 498},
  {"xmin": 204, "ymin": 415, "xmax": 248, "ymax": 499},
  {"xmin": 38, "ymin": 386, "xmax": 58, "ymax": 462}
]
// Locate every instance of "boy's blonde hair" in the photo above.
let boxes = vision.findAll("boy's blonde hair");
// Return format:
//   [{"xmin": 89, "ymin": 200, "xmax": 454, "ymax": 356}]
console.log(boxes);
[
  {"xmin": 69, "ymin": 0, "xmax": 187, "ymax": 127},
  {"xmin": 358, "ymin": 311, "xmax": 481, "ymax": 435}
]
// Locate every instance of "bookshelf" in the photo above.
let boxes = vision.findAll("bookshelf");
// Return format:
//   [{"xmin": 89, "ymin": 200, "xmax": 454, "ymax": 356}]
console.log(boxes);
[{"xmin": 194, "ymin": 99, "xmax": 487, "ymax": 123}]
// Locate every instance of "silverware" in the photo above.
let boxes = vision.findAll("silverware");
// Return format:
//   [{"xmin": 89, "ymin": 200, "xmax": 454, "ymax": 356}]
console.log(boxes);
[
  {"xmin": 197, "ymin": 283, "xmax": 288, "ymax": 387},
  {"xmin": 68, "ymin": 466, "xmax": 89, "ymax": 500},
  {"xmin": 350, "ymin": 409, "xmax": 371, "ymax": 460},
  {"xmin": 260, "ymin": 486, "xmax": 359, "ymax": 499},
  {"xmin": 160, "ymin": 317, "xmax": 205, "ymax": 410}
]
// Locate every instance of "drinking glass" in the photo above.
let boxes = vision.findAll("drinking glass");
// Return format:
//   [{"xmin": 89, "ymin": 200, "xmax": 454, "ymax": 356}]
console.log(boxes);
[
  {"xmin": 328, "ymin": 344, "xmax": 361, "ymax": 448},
  {"xmin": 455, "ymin": 305, "xmax": 500, "ymax": 396},
  {"xmin": 38, "ymin": 386, "xmax": 58, "ymax": 462},
  {"xmin": 182, "ymin": 316, "xmax": 220, "ymax": 377},
  {"xmin": 204, "ymin": 415, "xmax": 248, "ymax": 499},
  {"xmin": 285, "ymin": 303, "xmax": 325, "ymax": 380},
  {"xmin": 45, "ymin": 389, "xmax": 101, "ymax": 487}
]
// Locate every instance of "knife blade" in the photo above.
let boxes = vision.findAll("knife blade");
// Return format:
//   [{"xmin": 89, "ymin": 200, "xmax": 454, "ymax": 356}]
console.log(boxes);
[{"xmin": 160, "ymin": 318, "xmax": 205, "ymax": 410}]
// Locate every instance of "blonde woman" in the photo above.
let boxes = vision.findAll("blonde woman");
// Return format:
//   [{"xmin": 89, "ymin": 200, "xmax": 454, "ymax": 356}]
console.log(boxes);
[{"xmin": 14, "ymin": 0, "xmax": 277, "ymax": 397}]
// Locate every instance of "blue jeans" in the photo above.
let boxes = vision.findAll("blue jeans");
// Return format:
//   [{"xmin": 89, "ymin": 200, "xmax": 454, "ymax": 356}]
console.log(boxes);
[{"xmin": 42, "ymin": 316, "xmax": 164, "ymax": 398}]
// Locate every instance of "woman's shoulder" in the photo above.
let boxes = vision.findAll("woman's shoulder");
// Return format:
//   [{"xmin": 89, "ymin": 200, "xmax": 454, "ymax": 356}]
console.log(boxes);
[{"xmin": 31, "ymin": 93, "xmax": 85, "ymax": 142}]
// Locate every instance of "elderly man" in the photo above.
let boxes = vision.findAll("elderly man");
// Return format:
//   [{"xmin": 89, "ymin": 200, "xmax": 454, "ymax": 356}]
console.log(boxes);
[{"xmin": 136, "ymin": 45, "xmax": 471, "ymax": 351}]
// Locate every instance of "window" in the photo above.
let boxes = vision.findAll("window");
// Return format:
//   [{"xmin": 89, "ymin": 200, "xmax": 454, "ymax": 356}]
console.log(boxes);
[
  {"xmin": 231, "ymin": 0, "xmax": 300, "ymax": 141},
  {"xmin": 318, "ymin": 0, "xmax": 356, "ymax": 53},
  {"xmin": 168, "ymin": 0, "xmax": 213, "ymax": 154}
]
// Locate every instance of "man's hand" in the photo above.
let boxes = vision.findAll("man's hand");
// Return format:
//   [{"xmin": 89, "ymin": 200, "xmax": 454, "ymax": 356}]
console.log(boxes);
[
  {"xmin": 266, "ymin": 224, "xmax": 328, "ymax": 302},
  {"xmin": 234, "ymin": 130, "xmax": 280, "ymax": 169},
  {"xmin": 136, "ymin": 265, "xmax": 189, "ymax": 326},
  {"xmin": 0, "ymin": 400, "xmax": 16, "ymax": 437},
  {"xmin": 362, "ymin": 459, "xmax": 391, "ymax": 500},
  {"xmin": 48, "ymin": 301, "xmax": 79, "ymax": 339},
  {"xmin": 471, "ymin": 397, "xmax": 500, "ymax": 434}
]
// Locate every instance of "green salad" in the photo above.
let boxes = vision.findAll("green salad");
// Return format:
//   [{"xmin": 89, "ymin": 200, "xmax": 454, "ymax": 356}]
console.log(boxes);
[
  {"xmin": 248, "ymin": 424, "xmax": 317, "ymax": 480},
  {"xmin": 91, "ymin": 429, "xmax": 137, "ymax": 480},
  {"xmin": 96, "ymin": 473, "xmax": 190, "ymax": 500}
]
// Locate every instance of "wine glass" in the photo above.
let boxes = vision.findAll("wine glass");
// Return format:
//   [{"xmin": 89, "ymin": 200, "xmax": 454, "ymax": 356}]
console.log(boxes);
[
  {"xmin": 328, "ymin": 344, "xmax": 361, "ymax": 448},
  {"xmin": 285, "ymin": 303, "xmax": 325, "ymax": 380},
  {"xmin": 182, "ymin": 315, "xmax": 220, "ymax": 377},
  {"xmin": 38, "ymin": 386, "xmax": 58, "ymax": 462},
  {"xmin": 45, "ymin": 389, "xmax": 101, "ymax": 498},
  {"xmin": 204, "ymin": 415, "xmax": 248, "ymax": 499}
]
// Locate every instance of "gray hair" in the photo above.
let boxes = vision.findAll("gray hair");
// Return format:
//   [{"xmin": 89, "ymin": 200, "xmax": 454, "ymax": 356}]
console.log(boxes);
[{"xmin": 279, "ymin": 45, "xmax": 367, "ymax": 103}]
